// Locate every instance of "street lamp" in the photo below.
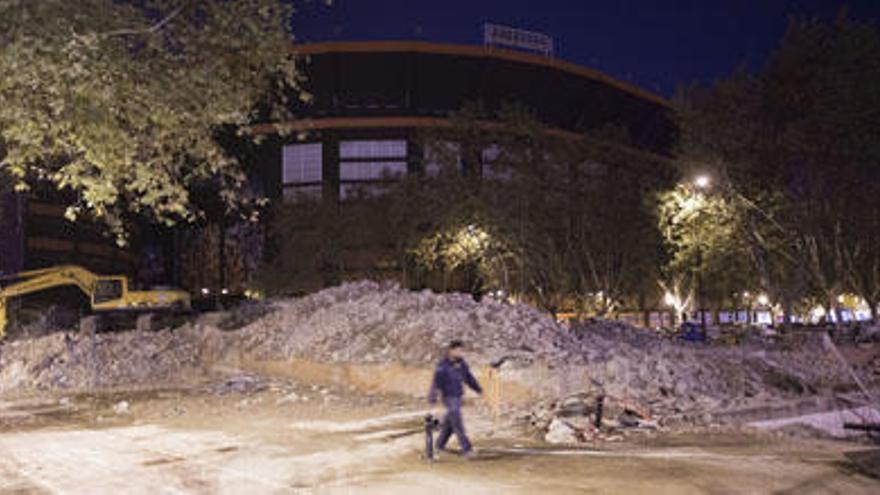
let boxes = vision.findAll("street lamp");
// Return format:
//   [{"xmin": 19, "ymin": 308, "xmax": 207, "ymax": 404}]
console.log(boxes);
[
  {"xmin": 694, "ymin": 175, "xmax": 711, "ymax": 189},
  {"xmin": 691, "ymin": 174, "xmax": 711, "ymax": 331}
]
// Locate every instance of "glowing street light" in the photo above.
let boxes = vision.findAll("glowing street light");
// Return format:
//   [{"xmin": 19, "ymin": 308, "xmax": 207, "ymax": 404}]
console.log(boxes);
[{"xmin": 694, "ymin": 175, "xmax": 711, "ymax": 189}]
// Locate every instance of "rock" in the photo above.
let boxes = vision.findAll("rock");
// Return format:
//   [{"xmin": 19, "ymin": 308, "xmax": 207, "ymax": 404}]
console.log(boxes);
[
  {"xmin": 558, "ymin": 395, "xmax": 592, "ymax": 417},
  {"xmin": 276, "ymin": 392, "xmax": 300, "ymax": 404},
  {"xmin": 545, "ymin": 418, "xmax": 578, "ymax": 444},
  {"xmin": 565, "ymin": 416, "xmax": 594, "ymax": 432},
  {"xmin": 113, "ymin": 401, "xmax": 130, "ymax": 415},
  {"xmin": 860, "ymin": 325, "xmax": 880, "ymax": 342},
  {"xmin": 618, "ymin": 411, "xmax": 641, "ymax": 428}
]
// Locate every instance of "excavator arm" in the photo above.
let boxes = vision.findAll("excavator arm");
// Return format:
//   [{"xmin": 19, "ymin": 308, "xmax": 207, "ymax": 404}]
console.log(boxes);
[{"xmin": 0, "ymin": 266, "xmax": 103, "ymax": 338}]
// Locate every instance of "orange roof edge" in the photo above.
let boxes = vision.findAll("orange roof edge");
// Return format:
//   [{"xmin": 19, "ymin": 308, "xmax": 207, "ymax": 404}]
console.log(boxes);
[{"xmin": 291, "ymin": 40, "xmax": 671, "ymax": 109}]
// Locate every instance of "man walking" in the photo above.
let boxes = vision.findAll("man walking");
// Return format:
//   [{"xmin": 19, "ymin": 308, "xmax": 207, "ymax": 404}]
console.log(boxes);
[{"xmin": 428, "ymin": 340, "xmax": 482, "ymax": 459}]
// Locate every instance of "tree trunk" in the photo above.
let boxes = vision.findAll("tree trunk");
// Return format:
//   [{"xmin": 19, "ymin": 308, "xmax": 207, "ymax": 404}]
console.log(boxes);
[
  {"xmin": 782, "ymin": 300, "xmax": 793, "ymax": 328},
  {"xmin": 869, "ymin": 299, "xmax": 878, "ymax": 324}
]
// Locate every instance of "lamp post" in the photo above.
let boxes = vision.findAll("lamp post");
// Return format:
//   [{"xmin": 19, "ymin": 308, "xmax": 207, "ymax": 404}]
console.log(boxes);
[{"xmin": 693, "ymin": 175, "xmax": 711, "ymax": 331}]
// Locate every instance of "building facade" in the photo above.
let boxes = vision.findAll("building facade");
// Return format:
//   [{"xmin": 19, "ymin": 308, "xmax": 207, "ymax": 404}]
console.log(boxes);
[
  {"xmin": 0, "ymin": 188, "xmax": 136, "ymax": 277},
  {"xmin": 253, "ymin": 41, "xmax": 674, "ymax": 203},
  {"xmin": 247, "ymin": 41, "xmax": 676, "ymax": 291}
]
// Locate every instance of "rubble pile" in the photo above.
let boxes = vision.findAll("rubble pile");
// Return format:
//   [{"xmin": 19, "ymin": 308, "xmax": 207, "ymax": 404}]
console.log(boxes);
[
  {"xmin": 529, "ymin": 393, "xmax": 657, "ymax": 444},
  {"xmin": 569, "ymin": 322, "xmax": 849, "ymax": 420},
  {"xmin": 0, "ymin": 280, "xmax": 873, "ymax": 439},
  {"xmin": 0, "ymin": 327, "xmax": 213, "ymax": 391},
  {"xmin": 234, "ymin": 281, "xmax": 577, "ymax": 365},
  {"xmin": 231, "ymin": 281, "xmax": 862, "ymax": 429}
]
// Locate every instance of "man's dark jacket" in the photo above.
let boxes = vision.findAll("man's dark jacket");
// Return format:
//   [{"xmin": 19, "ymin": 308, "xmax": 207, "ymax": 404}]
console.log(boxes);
[{"xmin": 428, "ymin": 357, "xmax": 482, "ymax": 404}]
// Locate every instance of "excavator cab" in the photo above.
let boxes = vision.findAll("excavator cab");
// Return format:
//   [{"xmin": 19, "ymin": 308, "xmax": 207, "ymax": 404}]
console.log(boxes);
[{"xmin": 93, "ymin": 277, "xmax": 125, "ymax": 306}]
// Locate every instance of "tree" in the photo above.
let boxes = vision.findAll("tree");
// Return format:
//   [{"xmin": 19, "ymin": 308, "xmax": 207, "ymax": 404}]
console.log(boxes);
[
  {"xmin": 0, "ymin": 0, "xmax": 308, "ymax": 242},
  {"xmin": 257, "ymin": 198, "xmax": 345, "ymax": 294},
  {"xmin": 258, "ymin": 103, "xmax": 668, "ymax": 311},
  {"xmin": 411, "ymin": 104, "xmax": 667, "ymax": 315},
  {"xmin": 675, "ymin": 14, "xmax": 880, "ymax": 323},
  {"xmin": 658, "ymin": 183, "xmax": 750, "ymax": 316}
]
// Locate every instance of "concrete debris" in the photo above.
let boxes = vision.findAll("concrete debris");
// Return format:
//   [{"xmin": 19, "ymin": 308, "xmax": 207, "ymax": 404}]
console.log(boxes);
[
  {"xmin": 748, "ymin": 406, "xmax": 880, "ymax": 439},
  {"xmin": 0, "ymin": 327, "xmax": 216, "ymax": 392},
  {"xmin": 276, "ymin": 392, "xmax": 300, "ymax": 405},
  {"xmin": 113, "ymin": 401, "xmax": 130, "ymax": 415},
  {"xmin": 0, "ymin": 280, "xmax": 876, "ymax": 441},
  {"xmin": 545, "ymin": 418, "xmax": 579, "ymax": 445},
  {"xmin": 233, "ymin": 281, "xmax": 573, "ymax": 366},
  {"xmin": 227, "ymin": 282, "xmax": 864, "ymax": 427},
  {"xmin": 527, "ymin": 391, "xmax": 658, "ymax": 444}
]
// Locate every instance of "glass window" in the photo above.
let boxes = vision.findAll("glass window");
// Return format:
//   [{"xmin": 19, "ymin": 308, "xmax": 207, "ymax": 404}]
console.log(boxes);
[
  {"xmin": 340, "ymin": 140, "xmax": 407, "ymax": 160},
  {"xmin": 481, "ymin": 145, "xmax": 514, "ymax": 181},
  {"xmin": 94, "ymin": 279, "xmax": 123, "ymax": 304},
  {"xmin": 282, "ymin": 143, "xmax": 323, "ymax": 184},
  {"xmin": 482, "ymin": 144, "xmax": 502, "ymax": 164},
  {"xmin": 340, "ymin": 161, "xmax": 407, "ymax": 181}
]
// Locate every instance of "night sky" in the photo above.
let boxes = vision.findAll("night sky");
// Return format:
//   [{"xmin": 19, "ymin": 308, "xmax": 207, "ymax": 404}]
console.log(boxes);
[{"xmin": 293, "ymin": 0, "xmax": 880, "ymax": 97}]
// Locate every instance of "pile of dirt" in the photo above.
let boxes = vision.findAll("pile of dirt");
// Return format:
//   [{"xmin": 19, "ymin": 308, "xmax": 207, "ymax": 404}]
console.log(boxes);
[
  {"xmin": 228, "ymin": 281, "xmax": 863, "ymax": 427},
  {"xmin": 0, "ymin": 327, "xmax": 218, "ymax": 392},
  {"xmin": 570, "ymin": 322, "xmax": 851, "ymax": 418},
  {"xmin": 232, "ymin": 280, "xmax": 576, "ymax": 366}
]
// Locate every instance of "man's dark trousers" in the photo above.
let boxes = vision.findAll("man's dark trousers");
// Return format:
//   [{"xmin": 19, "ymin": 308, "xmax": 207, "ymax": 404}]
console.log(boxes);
[{"xmin": 436, "ymin": 396, "xmax": 472, "ymax": 453}]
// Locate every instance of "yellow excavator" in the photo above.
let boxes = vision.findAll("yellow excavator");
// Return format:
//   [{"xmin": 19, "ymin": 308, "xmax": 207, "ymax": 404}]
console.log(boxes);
[{"xmin": 0, "ymin": 265, "xmax": 191, "ymax": 338}]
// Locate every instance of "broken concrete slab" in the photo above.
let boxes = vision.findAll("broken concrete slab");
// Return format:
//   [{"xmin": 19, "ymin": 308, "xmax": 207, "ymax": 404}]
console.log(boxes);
[{"xmin": 748, "ymin": 406, "xmax": 880, "ymax": 439}]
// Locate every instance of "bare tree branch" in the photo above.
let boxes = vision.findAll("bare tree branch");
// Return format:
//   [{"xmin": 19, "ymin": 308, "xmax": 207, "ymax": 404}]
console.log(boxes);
[{"xmin": 102, "ymin": 4, "xmax": 186, "ymax": 38}]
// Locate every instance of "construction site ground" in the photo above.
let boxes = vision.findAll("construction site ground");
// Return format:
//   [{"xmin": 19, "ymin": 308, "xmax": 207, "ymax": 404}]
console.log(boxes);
[
  {"xmin": 1, "ymin": 369, "xmax": 878, "ymax": 494},
  {"xmin": 2, "ymin": 283, "xmax": 880, "ymax": 493}
]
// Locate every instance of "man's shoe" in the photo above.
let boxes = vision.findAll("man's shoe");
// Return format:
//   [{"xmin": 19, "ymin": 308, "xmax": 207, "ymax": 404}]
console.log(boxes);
[
  {"xmin": 462, "ymin": 450, "xmax": 477, "ymax": 460},
  {"xmin": 433, "ymin": 446, "xmax": 449, "ymax": 460}
]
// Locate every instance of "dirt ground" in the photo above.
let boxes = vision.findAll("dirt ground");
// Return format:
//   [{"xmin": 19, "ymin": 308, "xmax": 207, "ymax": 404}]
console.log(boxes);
[{"xmin": 0, "ymin": 372, "xmax": 878, "ymax": 494}]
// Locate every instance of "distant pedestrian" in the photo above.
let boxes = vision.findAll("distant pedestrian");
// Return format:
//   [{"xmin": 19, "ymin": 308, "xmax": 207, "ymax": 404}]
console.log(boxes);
[{"xmin": 428, "ymin": 340, "xmax": 482, "ymax": 459}]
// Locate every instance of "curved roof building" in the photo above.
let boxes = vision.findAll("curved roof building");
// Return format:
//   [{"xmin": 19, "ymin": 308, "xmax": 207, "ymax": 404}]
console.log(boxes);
[
  {"xmin": 252, "ymin": 41, "xmax": 675, "ymax": 204},
  {"xmin": 240, "ymin": 41, "xmax": 678, "ymax": 292}
]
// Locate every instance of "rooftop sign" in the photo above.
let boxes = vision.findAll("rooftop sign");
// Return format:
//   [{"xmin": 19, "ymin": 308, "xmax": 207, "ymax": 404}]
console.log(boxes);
[{"xmin": 483, "ymin": 23, "xmax": 554, "ymax": 57}]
